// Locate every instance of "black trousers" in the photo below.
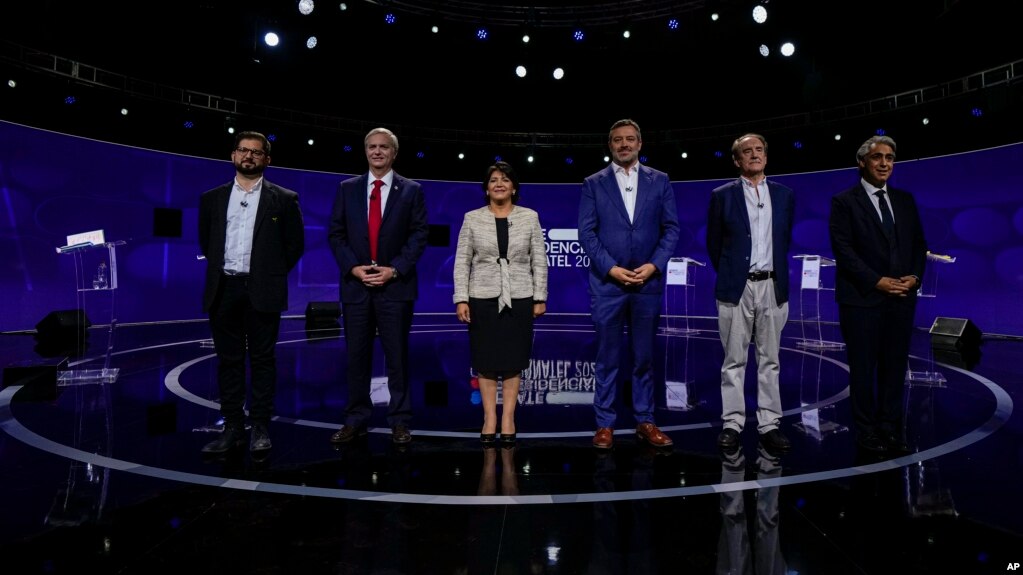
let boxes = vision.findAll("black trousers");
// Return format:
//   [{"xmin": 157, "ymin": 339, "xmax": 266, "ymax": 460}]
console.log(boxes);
[
  {"xmin": 342, "ymin": 293, "xmax": 414, "ymax": 428},
  {"xmin": 839, "ymin": 299, "xmax": 916, "ymax": 438},
  {"xmin": 209, "ymin": 274, "xmax": 281, "ymax": 426}
]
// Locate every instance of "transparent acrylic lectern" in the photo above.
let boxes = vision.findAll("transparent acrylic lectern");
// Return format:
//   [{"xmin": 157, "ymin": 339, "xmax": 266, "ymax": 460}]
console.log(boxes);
[
  {"xmin": 793, "ymin": 255, "xmax": 845, "ymax": 351},
  {"xmin": 55, "ymin": 239, "xmax": 125, "ymax": 385},
  {"xmin": 663, "ymin": 256, "xmax": 705, "ymax": 411},
  {"xmin": 905, "ymin": 251, "xmax": 957, "ymax": 387}
]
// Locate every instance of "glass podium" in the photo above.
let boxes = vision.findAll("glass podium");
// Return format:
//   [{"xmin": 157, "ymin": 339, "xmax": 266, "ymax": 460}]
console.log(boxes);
[
  {"xmin": 55, "ymin": 240, "xmax": 125, "ymax": 385},
  {"xmin": 906, "ymin": 251, "xmax": 957, "ymax": 387},
  {"xmin": 793, "ymin": 255, "xmax": 845, "ymax": 352},
  {"xmin": 663, "ymin": 256, "xmax": 705, "ymax": 411}
]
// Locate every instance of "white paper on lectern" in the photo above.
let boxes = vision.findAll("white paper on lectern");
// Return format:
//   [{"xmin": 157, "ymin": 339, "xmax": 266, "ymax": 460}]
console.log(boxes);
[
  {"xmin": 67, "ymin": 229, "xmax": 105, "ymax": 247},
  {"xmin": 666, "ymin": 259, "xmax": 688, "ymax": 285},
  {"xmin": 801, "ymin": 257, "xmax": 821, "ymax": 289},
  {"xmin": 801, "ymin": 407, "xmax": 821, "ymax": 432}
]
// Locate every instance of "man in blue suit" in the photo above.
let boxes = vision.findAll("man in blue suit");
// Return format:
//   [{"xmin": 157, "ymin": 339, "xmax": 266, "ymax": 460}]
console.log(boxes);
[
  {"xmin": 579, "ymin": 119, "xmax": 680, "ymax": 450},
  {"xmin": 327, "ymin": 127, "xmax": 429, "ymax": 445},
  {"xmin": 830, "ymin": 135, "xmax": 926, "ymax": 454},
  {"xmin": 707, "ymin": 133, "xmax": 795, "ymax": 454}
]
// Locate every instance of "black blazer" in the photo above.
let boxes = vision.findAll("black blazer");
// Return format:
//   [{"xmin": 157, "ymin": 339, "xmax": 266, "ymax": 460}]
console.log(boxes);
[
  {"xmin": 829, "ymin": 183, "xmax": 927, "ymax": 307},
  {"xmin": 198, "ymin": 179, "xmax": 305, "ymax": 313},
  {"xmin": 327, "ymin": 172, "xmax": 429, "ymax": 304},
  {"xmin": 706, "ymin": 179, "xmax": 795, "ymax": 305}
]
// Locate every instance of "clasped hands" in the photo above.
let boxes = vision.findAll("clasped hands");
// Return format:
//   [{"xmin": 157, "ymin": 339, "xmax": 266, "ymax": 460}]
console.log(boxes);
[
  {"xmin": 875, "ymin": 275, "xmax": 918, "ymax": 297},
  {"xmin": 610, "ymin": 263, "xmax": 657, "ymax": 287},
  {"xmin": 352, "ymin": 264, "xmax": 395, "ymax": 287}
]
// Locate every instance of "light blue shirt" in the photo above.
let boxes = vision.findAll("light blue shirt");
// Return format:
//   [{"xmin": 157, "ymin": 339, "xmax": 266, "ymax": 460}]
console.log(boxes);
[
  {"xmin": 742, "ymin": 176, "xmax": 774, "ymax": 272},
  {"xmin": 223, "ymin": 177, "xmax": 262, "ymax": 274},
  {"xmin": 614, "ymin": 163, "xmax": 640, "ymax": 223}
]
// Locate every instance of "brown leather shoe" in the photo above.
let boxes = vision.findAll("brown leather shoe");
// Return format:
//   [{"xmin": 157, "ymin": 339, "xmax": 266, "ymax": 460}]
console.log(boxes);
[
  {"xmin": 593, "ymin": 427, "xmax": 614, "ymax": 450},
  {"xmin": 329, "ymin": 424, "xmax": 367, "ymax": 444},
  {"xmin": 636, "ymin": 422, "xmax": 673, "ymax": 448}
]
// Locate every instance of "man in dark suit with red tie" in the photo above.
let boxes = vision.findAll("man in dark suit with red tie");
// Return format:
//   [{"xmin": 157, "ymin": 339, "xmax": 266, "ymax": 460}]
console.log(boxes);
[
  {"xmin": 198, "ymin": 131, "xmax": 305, "ymax": 456},
  {"xmin": 830, "ymin": 135, "xmax": 927, "ymax": 454},
  {"xmin": 327, "ymin": 128, "xmax": 428, "ymax": 445}
]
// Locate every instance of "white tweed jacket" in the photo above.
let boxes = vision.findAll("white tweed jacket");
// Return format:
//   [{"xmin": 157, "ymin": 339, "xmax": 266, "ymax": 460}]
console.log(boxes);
[{"xmin": 452, "ymin": 205, "xmax": 548, "ymax": 305}]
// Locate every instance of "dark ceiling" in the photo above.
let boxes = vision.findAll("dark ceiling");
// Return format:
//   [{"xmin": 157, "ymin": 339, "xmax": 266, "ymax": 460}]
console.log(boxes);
[{"xmin": 2, "ymin": 0, "xmax": 1021, "ymax": 180}]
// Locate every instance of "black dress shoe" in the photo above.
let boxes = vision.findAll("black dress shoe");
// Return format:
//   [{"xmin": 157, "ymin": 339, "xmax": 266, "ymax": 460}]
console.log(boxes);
[
  {"xmin": 717, "ymin": 428, "xmax": 740, "ymax": 450},
  {"xmin": 330, "ymin": 424, "xmax": 367, "ymax": 444},
  {"xmin": 250, "ymin": 423, "xmax": 272, "ymax": 453},
  {"xmin": 202, "ymin": 425, "xmax": 245, "ymax": 454},
  {"xmin": 759, "ymin": 428, "xmax": 791, "ymax": 453},
  {"xmin": 480, "ymin": 433, "xmax": 497, "ymax": 446},
  {"xmin": 856, "ymin": 432, "xmax": 886, "ymax": 453},
  {"xmin": 500, "ymin": 433, "xmax": 516, "ymax": 446},
  {"xmin": 392, "ymin": 424, "xmax": 412, "ymax": 444}
]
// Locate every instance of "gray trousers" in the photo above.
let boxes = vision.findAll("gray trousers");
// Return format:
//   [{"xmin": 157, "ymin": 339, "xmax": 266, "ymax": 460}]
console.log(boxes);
[{"xmin": 716, "ymin": 279, "xmax": 788, "ymax": 434}]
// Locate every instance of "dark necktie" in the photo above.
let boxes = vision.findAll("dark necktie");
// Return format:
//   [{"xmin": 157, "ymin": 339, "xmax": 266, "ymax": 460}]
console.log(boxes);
[
  {"xmin": 369, "ymin": 179, "xmax": 383, "ymax": 263},
  {"xmin": 875, "ymin": 189, "xmax": 895, "ymax": 237}
]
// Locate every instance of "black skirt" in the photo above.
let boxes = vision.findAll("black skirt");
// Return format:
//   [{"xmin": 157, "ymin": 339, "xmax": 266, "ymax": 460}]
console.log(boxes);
[{"xmin": 468, "ymin": 297, "xmax": 535, "ymax": 373}]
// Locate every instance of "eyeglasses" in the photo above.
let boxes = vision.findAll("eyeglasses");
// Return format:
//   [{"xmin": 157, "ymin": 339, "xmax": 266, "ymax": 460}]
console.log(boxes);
[{"xmin": 234, "ymin": 147, "xmax": 267, "ymax": 158}]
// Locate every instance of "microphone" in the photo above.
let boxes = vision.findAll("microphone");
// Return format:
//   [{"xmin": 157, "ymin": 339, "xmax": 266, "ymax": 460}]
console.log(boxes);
[
  {"xmin": 757, "ymin": 202, "xmax": 764, "ymax": 208},
  {"xmin": 625, "ymin": 186, "xmax": 634, "ymax": 192},
  {"xmin": 240, "ymin": 200, "xmax": 249, "ymax": 207}
]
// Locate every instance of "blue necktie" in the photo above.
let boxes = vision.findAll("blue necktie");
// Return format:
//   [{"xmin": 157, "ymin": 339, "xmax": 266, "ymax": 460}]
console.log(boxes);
[{"xmin": 875, "ymin": 190, "xmax": 895, "ymax": 237}]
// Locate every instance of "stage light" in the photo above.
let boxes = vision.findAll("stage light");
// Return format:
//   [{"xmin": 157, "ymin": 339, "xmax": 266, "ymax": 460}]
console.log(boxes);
[
  {"xmin": 668, "ymin": 19, "xmax": 679, "ymax": 30},
  {"xmin": 385, "ymin": 13, "xmax": 396, "ymax": 24},
  {"xmin": 681, "ymin": 152, "xmax": 688, "ymax": 159},
  {"xmin": 267, "ymin": 134, "xmax": 277, "ymax": 142},
  {"xmin": 307, "ymin": 36, "xmax": 318, "ymax": 49},
  {"xmin": 834, "ymin": 134, "xmax": 842, "ymax": 140},
  {"xmin": 477, "ymin": 27, "xmax": 488, "ymax": 40},
  {"xmin": 623, "ymin": 30, "xmax": 631, "ymax": 39},
  {"xmin": 714, "ymin": 150, "xmax": 723, "ymax": 158},
  {"xmin": 553, "ymin": 67, "xmax": 565, "ymax": 80},
  {"xmin": 431, "ymin": 25, "xmax": 439, "ymax": 33},
  {"xmin": 416, "ymin": 151, "xmax": 424, "ymax": 158},
  {"xmin": 876, "ymin": 128, "xmax": 886, "ymax": 136},
  {"xmin": 527, "ymin": 155, "xmax": 534, "ymax": 163},
  {"xmin": 7, "ymin": 79, "xmax": 15, "ymax": 88},
  {"xmin": 227, "ymin": 127, "xmax": 235, "ymax": 134},
  {"xmin": 711, "ymin": 13, "xmax": 719, "ymax": 21},
  {"xmin": 522, "ymin": 33, "xmax": 530, "ymax": 43},
  {"xmin": 565, "ymin": 157, "xmax": 573, "ymax": 165},
  {"xmin": 573, "ymin": 30, "xmax": 584, "ymax": 42},
  {"xmin": 183, "ymin": 120, "xmax": 194, "ymax": 129},
  {"xmin": 458, "ymin": 153, "xmax": 465, "ymax": 159},
  {"xmin": 120, "ymin": 108, "xmax": 128, "ymax": 116},
  {"xmin": 515, "ymin": 65, "xmax": 527, "ymax": 78},
  {"xmin": 307, "ymin": 139, "xmax": 314, "ymax": 145},
  {"xmin": 759, "ymin": 44, "xmax": 770, "ymax": 57},
  {"xmin": 603, "ymin": 155, "xmax": 610, "ymax": 162},
  {"xmin": 339, "ymin": 3, "xmax": 347, "ymax": 11},
  {"xmin": 264, "ymin": 32, "xmax": 280, "ymax": 47},
  {"xmin": 753, "ymin": 5, "xmax": 768, "ymax": 24},
  {"xmin": 780, "ymin": 42, "xmax": 795, "ymax": 56},
  {"xmin": 794, "ymin": 141, "xmax": 803, "ymax": 149},
  {"xmin": 639, "ymin": 155, "xmax": 648, "ymax": 163},
  {"xmin": 298, "ymin": 0, "xmax": 314, "ymax": 16},
  {"xmin": 971, "ymin": 107, "xmax": 983, "ymax": 117},
  {"xmin": 922, "ymin": 117, "xmax": 930, "ymax": 125},
  {"xmin": 343, "ymin": 145, "xmax": 351, "ymax": 152},
  {"xmin": 494, "ymin": 155, "xmax": 502, "ymax": 162},
  {"xmin": 64, "ymin": 96, "xmax": 76, "ymax": 105}
]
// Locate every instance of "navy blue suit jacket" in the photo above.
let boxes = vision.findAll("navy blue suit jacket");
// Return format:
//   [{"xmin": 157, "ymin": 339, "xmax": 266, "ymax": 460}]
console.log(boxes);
[
  {"xmin": 829, "ymin": 183, "xmax": 927, "ymax": 307},
  {"xmin": 327, "ymin": 172, "xmax": 429, "ymax": 304},
  {"xmin": 706, "ymin": 179, "xmax": 795, "ymax": 305},
  {"xmin": 198, "ymin": 179, "xmax": 305, "ymax": 313},
  {"xmin": 578, "ymin": 164, "xmax": 680, "ymax": 297}
]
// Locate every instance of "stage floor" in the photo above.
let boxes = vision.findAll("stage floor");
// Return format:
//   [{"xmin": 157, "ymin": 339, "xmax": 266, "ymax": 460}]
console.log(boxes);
[{"xmin": 1, "ymin": 314, "xmax": 1021, "ymax": 574}]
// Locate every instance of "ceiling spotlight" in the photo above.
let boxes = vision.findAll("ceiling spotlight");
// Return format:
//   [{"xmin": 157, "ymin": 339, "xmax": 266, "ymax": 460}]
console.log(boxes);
[
  {"xmin": 834, "ymin": 134, "xmax": 842, "ymax": 140},
  {"xmin": 515, "ymin": 65, "xmax": 527, "ymax": 78},
  {"xmin": 307, "ymin": 139, "xmax": 315, "ymax": 146},
  {"xmin": 623, "ymin": 30, "xmax": 631, "ymax": 39},
  {"xmin": 267, "ymin": 134, "xmax": 277, "ymax": 142},
  {"xmin": 971, "ymin": 107, "xmax": 984, "ymax": 117},
  {"xmin": 714, "ymin": 151, "xmax": 723, "ymax": 158},
  {"xmin": 522, "ymin": 33, "xmax": 530, "ymax": 43},
  {"xmin": 307, "ymin": 36, "xmax": 318, "ymax": 49},
  {"xmin": 565, "ymin": 157, "xmax": 574, "ymax": 165},
  {"xmin": 343, "ymin": 145, "xmax": 352, "ymax": 152},
  {"xmin": 431, "ymin": 25, "xmax": 439, "ymax": 33},
  {"xmin": 298, "ymin": 0, "xmax": 315, "ymax": 16},
  {"xmin": 752, "ymin": 5, "xmax": 768, "ymax": 24},
  {"xmin": 264, "ymin": 32, "xmax": 280, "ymax": 46},
  {"xmin": 477, "ymin": 27, "xmax": 488, "ymax": 40},
  {"xmin": 876, "ymin": 128, "xmax": 886, "ymax": 136},
  {"xmin": 385, "ymin": 13, "xmax": 396, "ymax": 24},
  {"xmin": 227, "ymin": 126, "xmax": 235, "ymax": 134},
  {"xmin": 759, "ymin": 44, "xmax": 770, "ymax": 57},
  {"xmin": 922, "ymin": 117, "xmax": 930, "ymax": 125},
  {"xmin": 780, "ymin": 42, "xmax": 795, "ymax": 56},
  {"xmin": 573, "ymin": 30, "xmax": 584, "ymax": 42},
  {"xmin": 7, "ymin": 79, "xmax": 16, "ymax": 88},
  {"xmin": 120, "ymin": 108, "xmax": 128, "ymax": 116},
  {"xmin": 711, "ymin": 13, "xmax": 720, "ymax": 21},
  {"xmin": 668, "ymin": 19, "xmax": 679, "ymax": 30},
  {"xmin": 793, "ymin": 141, "xmax": 803, "ymax": 149},
  {"xmin": 64, "ymin": 95, "xmax": 76, "ymax": 105},
  {"xmin": 527, "ymin": 155, "xmax": 534, "ymax": 163},
  {"xmin": 458, "ymin": 153, "xmax": 465, "ymax": 160},
  {"xmin": 416, "ymin": 151, "xmax": 425, "ymax": 158},
  {"xmin": 603, "ymin": 155, "xmax": 610, "ymax": 162},
  {"xmin": 681, "ymin": 152, "xmax": 688, "ymax": 159},
  {"xmin": 553, "ymin": 67, "xmax": 565, "ymax": 80},
  {"xmin": 339, "ymin": 3, "xmax": 347, "ymax": 11},
  {"xmin": 183, "ymin": 120, "xmax": 194, "ymax": 129}
]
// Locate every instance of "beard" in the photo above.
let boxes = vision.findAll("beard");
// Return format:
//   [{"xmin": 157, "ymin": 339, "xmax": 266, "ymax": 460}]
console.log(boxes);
[{"xmin": 234, "ymin": 161, "xmax": 265, "ymax": 176}]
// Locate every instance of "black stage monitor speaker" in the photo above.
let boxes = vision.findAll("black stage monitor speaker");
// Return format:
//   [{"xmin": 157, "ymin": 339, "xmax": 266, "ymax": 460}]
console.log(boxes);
[
  {"xmin": 929, "ymin": 317, "xmax": 981, "ymax": 352},
  {"xmin": 36, "ymin": 309, "xmax": 91, "ymax": 334},
  {"xmin": 305, "ymin": 301, "xmax": 341, "ymax": 322}
]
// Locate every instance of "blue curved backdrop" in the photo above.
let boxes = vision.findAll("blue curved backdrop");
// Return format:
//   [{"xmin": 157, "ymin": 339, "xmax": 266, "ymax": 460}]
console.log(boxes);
[{"xmin": 2, "ymin": 120, "xmax": 1021, "ymax": 336}]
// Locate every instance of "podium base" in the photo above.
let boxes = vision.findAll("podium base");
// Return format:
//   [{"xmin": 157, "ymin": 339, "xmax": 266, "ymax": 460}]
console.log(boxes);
[
  {"xmin": 906, "ymin": 370, "xmax": 947, "ymax": 387},
  {"xmin": 793, "ymin": 420, "xmax": 849, "ymax": 441},
  {"xmin": 57, "ymin": 367, "xmax": 119, "ymax": 386},
  {"xmin": 795, "ymin": 339, "xmax": 846, "ymax": 351}
]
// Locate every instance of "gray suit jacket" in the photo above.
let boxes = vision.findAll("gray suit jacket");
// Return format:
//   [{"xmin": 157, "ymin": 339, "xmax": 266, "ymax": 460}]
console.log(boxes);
[{"xmin": 453, "ymin": 205, "xmax": 548, "ymax": 303}]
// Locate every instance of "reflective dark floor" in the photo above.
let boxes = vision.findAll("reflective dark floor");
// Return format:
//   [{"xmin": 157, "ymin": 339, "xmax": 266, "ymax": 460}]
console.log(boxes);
[{"xmin": 1, "ymin": 314, "xmax": 1021, "ymax": 574}]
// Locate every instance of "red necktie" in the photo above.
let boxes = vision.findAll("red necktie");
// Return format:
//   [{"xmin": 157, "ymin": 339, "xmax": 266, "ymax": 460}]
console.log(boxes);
[{"xmin": 369, "ymin": 179, "xmax": 383, "ymax": 263}]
